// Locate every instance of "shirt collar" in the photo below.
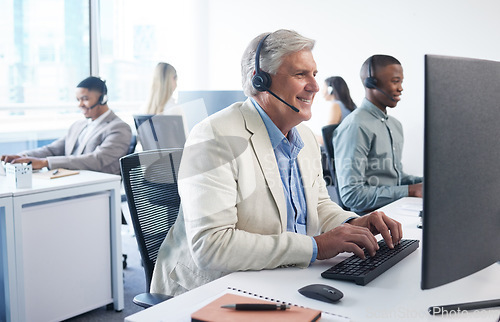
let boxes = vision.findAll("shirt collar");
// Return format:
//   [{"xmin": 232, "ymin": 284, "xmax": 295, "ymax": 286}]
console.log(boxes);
[
  {"xmin": 250, "ymin": 98, "xmax": 303, "ymax": 150},
  {"xmin": 87, "ymin": 108, "xmax": 111, "ymax": 126},
  {"xmin": 361, "ymin": 98, "xmax": 389, "ymax": 121}
]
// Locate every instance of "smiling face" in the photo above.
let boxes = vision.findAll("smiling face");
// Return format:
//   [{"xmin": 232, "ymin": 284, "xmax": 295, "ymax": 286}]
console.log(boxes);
[
  {"xmin": 75, "ymin": 87, "xmax": 107, "ymax": 120},
  {"xmin": 368, "ymin": 63, "xmax": 404, "ymax": 112},
  {"xmin": 257, "ymin": 49, "xmax": 319, "ymax": 135}
]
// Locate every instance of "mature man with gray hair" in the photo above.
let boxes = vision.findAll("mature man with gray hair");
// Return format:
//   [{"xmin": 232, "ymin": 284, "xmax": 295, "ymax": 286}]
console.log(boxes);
[{"xmin": 151, "ymin": 29, "xmax": 403, "ymax": 297}]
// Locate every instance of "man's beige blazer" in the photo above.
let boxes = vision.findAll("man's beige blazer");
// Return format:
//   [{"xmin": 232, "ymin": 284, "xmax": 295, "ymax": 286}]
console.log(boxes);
[{"xmin": 151, "ymin": 99, "xmax": 357, "ymax": 296}]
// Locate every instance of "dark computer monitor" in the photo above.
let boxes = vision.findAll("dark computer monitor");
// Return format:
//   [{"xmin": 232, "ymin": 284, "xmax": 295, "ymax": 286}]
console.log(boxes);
[{"xmin": 421, "ymin": 54, "xmax": 500, "ymax": 290}]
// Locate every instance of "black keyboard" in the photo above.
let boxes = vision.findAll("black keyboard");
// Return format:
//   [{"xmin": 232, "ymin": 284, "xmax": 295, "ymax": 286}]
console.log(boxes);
[{"xmin": 321, "ymin": 239, "xmax": 419, "ymax": 285}]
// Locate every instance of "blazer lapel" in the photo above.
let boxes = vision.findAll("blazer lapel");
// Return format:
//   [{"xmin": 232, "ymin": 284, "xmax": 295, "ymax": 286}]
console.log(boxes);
[
  {"xmin": 241, "ymin": 100, "xmax": 288, "ymax": 231},
  {"xmin": 296, "ymin": 126, "xmax": 315, "ymax": 193},
  {"xmin": 296, "ymin": 140, "xmax": 319, "ymax": 234},
  {"xmin": 68, "ymin": 121, "xmax": 88, "ymax": 155},
  {"xmin": 75, "ymin": 111, "xmax": 114, "ymax": 155}
]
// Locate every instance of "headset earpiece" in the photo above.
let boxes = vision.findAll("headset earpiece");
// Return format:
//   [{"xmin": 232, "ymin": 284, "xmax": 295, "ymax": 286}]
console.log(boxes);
[
  {"xmin": 252, "ymin": 34, "xmax": 272, "ymax": 92},
  {"xmin": 364, "ymin": 56, "xmax": 378, "ymax": 89},
  {"xmin": 364, "ymin": 76, "xmax": 377, "ymax": 89},
  {"xmin": 250, "ymin": 33, "xmax": 299, "ymax": 113},
  {"xmin": 99, "ymin": 94, "xmax": 108, "ymax": 105},
  {"xmin": 363, "ymin": 55, "xmax": 397, "ymax": 102},
  {"xmin": 99, "ymin": 79, "xmax": 108, "ymax": 105},
  {"xmin": 252, "ymin": 70, "xmax": 272, "ymax": 92}
]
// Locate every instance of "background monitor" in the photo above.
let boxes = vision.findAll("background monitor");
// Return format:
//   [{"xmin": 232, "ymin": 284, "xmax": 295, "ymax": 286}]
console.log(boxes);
[
  {"xmin": 133, "ymin": 114, "xmax": 186, "ymax": 151},
  {"xmin": 177, "ymin": 90, "xmax": 247, "ymax": 116},
  {"xmin": 421, "ymin": 54, "xmax": 500, "ymax": 289}
]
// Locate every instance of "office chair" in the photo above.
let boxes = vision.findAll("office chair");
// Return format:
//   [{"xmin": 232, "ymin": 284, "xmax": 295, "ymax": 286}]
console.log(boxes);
[
  {"xmin": 121, "ymin": 132, "xmax": 138, "ymax": 242},
  {"xmin": 120, "ymin": 148, "xmax": 183, "ymax": 308},
  {"xmin": 121, "ymin": 133, "xmax": 138, "ymax": 205},
  {"xmin": 321, "ymin": 124, "xmax": 349, "ymax": 211},
  {"xmin": 133, "ymin": 114, "xmax": 186, "ymax": 151},
  {"xmin": 122, "ymin": 133, "xmax": 138, "ymax": 207},
  {"xmin": 128, "ymin": 133, "xmax": 137, "ymax": 155}
]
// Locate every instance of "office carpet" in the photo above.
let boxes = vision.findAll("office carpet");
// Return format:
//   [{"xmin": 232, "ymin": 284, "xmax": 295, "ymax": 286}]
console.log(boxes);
[{"xmin": 63, "ymin": 210, "xmax": 147, "ymax": 321}]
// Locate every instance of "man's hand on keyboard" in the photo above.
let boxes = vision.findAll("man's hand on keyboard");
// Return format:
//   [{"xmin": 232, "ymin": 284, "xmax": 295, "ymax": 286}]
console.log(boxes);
[
  {"xmin": 314, "ymin": 224, "xmax": 379, "ymax": 260},
  {"xmin": 347, "ymin": 211, "xmax": 403, "ymax": 250}
]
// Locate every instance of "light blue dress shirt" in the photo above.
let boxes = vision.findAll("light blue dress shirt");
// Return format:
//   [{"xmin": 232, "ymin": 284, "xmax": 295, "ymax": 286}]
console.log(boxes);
[
  {"xmin": 333, "ymin": 98, "xmax": 422, "ymax": 213},
  {"xmin": 251, "ymin": 99, "xmax": 318, "ymax": 262}
]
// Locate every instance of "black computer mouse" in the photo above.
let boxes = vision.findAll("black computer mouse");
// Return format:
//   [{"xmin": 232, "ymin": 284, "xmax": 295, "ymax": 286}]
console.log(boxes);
[{"xmin": 298, "ymin": 284, "xmax": 344, "ymax": 303}]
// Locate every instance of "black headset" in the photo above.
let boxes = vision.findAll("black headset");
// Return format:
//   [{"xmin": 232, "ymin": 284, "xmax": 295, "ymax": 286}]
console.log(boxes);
[
  {"xmin": 98, "ymin": 80, "xmax": 108, "ymax": 105},
  {"xmin": 363, "ymin": 55, "xmax": 396, "ymax": 102},
  {"xmin": 251, "ymin": 33, "xmax": 299, "ymax": 112},
  {"xmin": 87, "ymin": 79, "xmax": 108, "ymax": 109},
  {"xmin": 252, "ymin": 34, "xmax": 272, "ymax": 92},
  {"xmin": 364, "ymin": 55, "xmax": 377, "ymax": 89}
]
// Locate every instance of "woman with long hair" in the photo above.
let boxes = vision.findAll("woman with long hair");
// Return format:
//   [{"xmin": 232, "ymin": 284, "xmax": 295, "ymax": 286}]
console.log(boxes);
[
  {"xmin": 144, "ymin": 62, "xmax": 178, "ymax": 114},
  {"xmin": 323, "ymin": 76, "xmax": 356, "ymax": 124}
]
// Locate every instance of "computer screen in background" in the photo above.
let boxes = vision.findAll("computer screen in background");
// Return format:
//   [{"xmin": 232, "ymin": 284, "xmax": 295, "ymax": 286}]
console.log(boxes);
[
  {"xmin": 422, "ymin": 55, "xmax": 500, "ymax": 290},
  {"xmin": 173, "ymin": 90, "xmax": 247, "ymax": 137},
  {"xmin": 134, "ymin": 115, "xmax": 186, "ymax": 151},
  {"xmin": 177, "ymin": 90, "xmax": 247, "ymax": 116}
]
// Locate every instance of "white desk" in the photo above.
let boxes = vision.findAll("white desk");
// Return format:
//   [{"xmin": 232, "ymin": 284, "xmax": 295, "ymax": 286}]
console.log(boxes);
[
  {"xmin": 125, "ymin": 197, "xmax": 500, "ymax": 321},
  {"xmin": 0, "ymin": 170, "xmax": 124, "ymax": 322}
]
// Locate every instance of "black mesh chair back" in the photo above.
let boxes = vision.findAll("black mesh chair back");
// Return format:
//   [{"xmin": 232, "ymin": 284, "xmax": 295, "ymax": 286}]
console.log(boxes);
[
  {"xmin": 120, "ymin": 148, "xmax": 183, "ymax": 307},
  {"xmin": 321, "ymin": 124, "xmax": 349, "ymax": 211}
]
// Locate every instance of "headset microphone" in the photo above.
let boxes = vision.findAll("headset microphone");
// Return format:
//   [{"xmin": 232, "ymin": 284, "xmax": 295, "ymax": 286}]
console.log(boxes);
[
  {"xmin": 364, "ymin": 56, "xmax": 396, "ymax": 102},
  {"xmin": 266, "ymin": 89, "xmax": 299, "ymax": 112},
  {"xmin": 376, "ymin": 86, "xmax": 397, "ymax": 102},
  {"xmin": 87, "ymin": 102, "xmax": 100, "ymax": 110},
  {"xmin": 252, "ymin": 34, "xmax": 300, "ymax": 113}
]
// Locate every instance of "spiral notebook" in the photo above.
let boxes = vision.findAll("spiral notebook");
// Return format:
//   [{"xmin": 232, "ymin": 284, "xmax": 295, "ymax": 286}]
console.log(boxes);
[
  {"xmin": 191, "ymin": 287, "xmax": 350, "ymax": 322},
  {"xmin": 191, "ymin": 292, "xmax": 321, "ymax": 322}
]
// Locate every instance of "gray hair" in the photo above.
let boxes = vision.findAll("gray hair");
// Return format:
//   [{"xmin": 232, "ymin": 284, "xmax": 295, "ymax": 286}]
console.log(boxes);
[{"xmin": 241, "ymin": 29, "xmax": 315, "ymax": 97}]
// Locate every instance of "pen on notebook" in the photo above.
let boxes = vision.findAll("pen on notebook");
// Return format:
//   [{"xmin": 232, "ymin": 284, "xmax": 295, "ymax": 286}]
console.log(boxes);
[
  {"xmin": 221, "ymin": 303, "xmax": 290, "ymax": 311},
  {"xmin": 52, "ymin": 169, "xmax": 59, "ymax": 175}
]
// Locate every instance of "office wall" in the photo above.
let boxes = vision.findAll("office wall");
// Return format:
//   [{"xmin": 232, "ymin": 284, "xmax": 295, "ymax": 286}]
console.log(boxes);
[{"xmin": 185, "ymin": 0, "xmax": 500, "ymax": 176}]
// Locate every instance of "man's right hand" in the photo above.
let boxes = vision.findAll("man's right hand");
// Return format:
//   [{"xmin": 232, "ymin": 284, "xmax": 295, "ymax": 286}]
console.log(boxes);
[
  {"xmin": 0, "ymin": 154, "xmax": 22, "ymax": 163},
  {"xmin": 408, "ymin": 183, "xmax": 423, "ymax": 198},
  {"xmin": 313, "ymin": 224, "xmax": 379, "ymax": 260}
]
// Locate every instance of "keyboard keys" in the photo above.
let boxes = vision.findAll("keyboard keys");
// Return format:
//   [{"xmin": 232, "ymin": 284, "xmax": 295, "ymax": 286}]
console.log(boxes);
[{"xmin": 321, "ymin": 239, "xmax": 419, "ymax": 285}]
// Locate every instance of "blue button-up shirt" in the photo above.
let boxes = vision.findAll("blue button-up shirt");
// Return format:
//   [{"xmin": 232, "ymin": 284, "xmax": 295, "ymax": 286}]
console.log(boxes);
[
  {"xmin": 333, "ymin": 98, "xmax": 422, "ymax": 213},
  {"xmin": 251, "ymin": 99, "xmax": 318, "ymax": 262}
]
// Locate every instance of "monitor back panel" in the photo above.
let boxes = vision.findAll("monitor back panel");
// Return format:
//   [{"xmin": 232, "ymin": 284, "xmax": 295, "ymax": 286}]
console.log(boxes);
[{"xmin": 422, "ymin": 55, "xmax": 500, "ymax": 289}]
